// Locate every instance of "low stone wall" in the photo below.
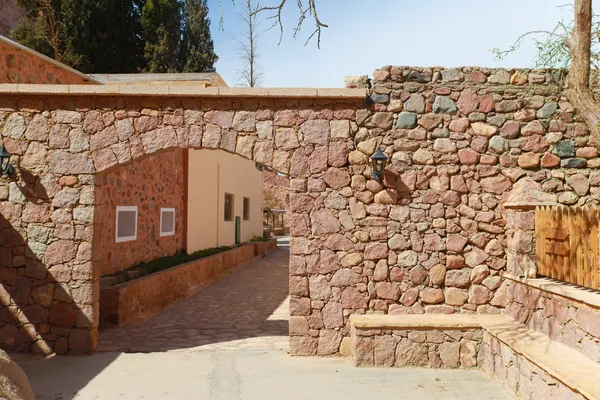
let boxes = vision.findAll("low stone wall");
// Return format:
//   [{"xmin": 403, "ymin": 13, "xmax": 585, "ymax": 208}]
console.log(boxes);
[
  {"xmin": 502, "ymin": 276, "xmax": 600, "ymax": 364},
  {"xmin": 100, "ymin": 244, "xmax": 255, "ymax": 326},
  {"xmin": 350, "ymin": 326, "xmax": 482, "ymax": 368},
  {"xmin": 254, "ymin": 239, "xmax": 278, "ymax": 258},
  {"xmin": 480, "ymin": 332, "xmax": 581, "ymax": 400}
]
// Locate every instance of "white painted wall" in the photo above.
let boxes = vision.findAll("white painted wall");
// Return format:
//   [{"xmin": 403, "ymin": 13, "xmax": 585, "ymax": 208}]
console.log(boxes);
[{"xmin": 187, "ymin": 149, "xmax": 263, "ymax": 252}]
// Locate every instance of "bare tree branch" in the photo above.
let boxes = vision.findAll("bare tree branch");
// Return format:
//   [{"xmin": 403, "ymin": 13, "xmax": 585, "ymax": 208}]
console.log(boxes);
[
  {"xmin": 235, "ymin": 0, "xmax": 264, "ymax": 87},
  {"xmin": 220, "ymin": 0, "xmax": 328, "ymax": 48}
]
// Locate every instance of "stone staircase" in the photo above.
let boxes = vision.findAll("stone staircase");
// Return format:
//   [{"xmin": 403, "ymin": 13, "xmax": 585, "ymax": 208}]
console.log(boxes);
[{"xmin": 347, "ymin": 314, "xmax": 600, "ymax": 400}]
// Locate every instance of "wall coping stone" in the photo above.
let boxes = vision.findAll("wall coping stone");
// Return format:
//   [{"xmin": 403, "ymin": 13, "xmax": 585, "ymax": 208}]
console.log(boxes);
[
  {"xmin": 349, "ymin": 314, "xmax": 507, "ymax": 330},
  {"xmin": 503, "ymin": 273, "xmax": 600, "ymax": 310},
  {"xmin": 503, "ymin": 201, "xmax": 558, "ymax": 211},
  {"xmin": 0, "ymin": 84, "xmax": 368, "ymax": 99}
]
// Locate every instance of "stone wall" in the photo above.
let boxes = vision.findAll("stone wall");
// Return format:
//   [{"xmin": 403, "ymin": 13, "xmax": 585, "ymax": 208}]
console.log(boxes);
[
  {"xmin": 94, "ymin": 148, "xmax": 186, "ymax": 276},
  {"xmin": 0, "ymin": 39, "xmax": 94, "ymax": 85},
  {"xmin": 350, "ymin": 326, "xmax": 482, "ymax": 367},
  {"xmin": 502, "ymin": 278, "xmax": 600, "ymax": 364},
  {"xmin": 480, "ymin": 331, "xmax": 583, "ymax": 400},
  {"xmin": 1, "ymin": 66, "xmax": 600, "ymax": 354}
]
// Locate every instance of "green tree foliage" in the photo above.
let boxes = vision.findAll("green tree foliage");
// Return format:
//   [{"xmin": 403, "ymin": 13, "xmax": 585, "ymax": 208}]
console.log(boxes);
[
  {"xmin": 10, "ymin": 0, "xmax": 217, "ymax": 73},
  {"xmin": 179, "ymin": 0, "xmax": 218, "ymax": 72}
]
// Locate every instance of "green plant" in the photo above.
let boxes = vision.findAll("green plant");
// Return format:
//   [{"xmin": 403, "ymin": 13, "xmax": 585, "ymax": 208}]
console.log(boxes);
[
  {"xmin": 250, "ymin": 234, "xmax": 269, "ymax": 242},
  {"xmin": 135, "ymin": 246, "xmax": 231, "ymax": 274}
]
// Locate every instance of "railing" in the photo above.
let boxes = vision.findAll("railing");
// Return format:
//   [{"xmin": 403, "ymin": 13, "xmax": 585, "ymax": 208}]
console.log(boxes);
[{"xmin": 535, "ymin": 205, "xmax": 600, "ymax": 290}]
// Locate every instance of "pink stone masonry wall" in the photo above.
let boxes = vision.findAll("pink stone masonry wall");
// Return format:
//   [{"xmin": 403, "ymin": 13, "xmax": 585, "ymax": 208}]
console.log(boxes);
[
  {"xmin": 1, "ymin": 66, "xmax": 600, "ymax": 355},
  {"xmin": 93, "ymin": 148, "xmax": 186, "ymax": 276},
  {"xmin": 502, "ymin": 278, "xmax": 600, "ymax": 364},
  {"xmin": 0, "ymin": 41, "xmax": 93, "ymax": 84}
]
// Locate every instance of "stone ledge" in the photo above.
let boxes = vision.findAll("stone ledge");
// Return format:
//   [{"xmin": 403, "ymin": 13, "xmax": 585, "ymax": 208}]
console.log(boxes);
[
  {"xmin": 503, "ymin": 201, "xmax": 558, "ymax": 210},
  {"xmin": 503, "ymin": 273, "xmax": 600, "ymax": 310},
  {"xmin": 349, "ymin": 313, "xmax": 600, "ymax": 400},
  {"xmin": 486, "ymin": 321, "xmax": 600, "ymax": 400},
  {"xmin": 349, "ymin": 314, "xmax": 507, "ymax": 330},
  {"xmin": 0, "ymin": 84, "xmax": 368, "ymax": 99}
]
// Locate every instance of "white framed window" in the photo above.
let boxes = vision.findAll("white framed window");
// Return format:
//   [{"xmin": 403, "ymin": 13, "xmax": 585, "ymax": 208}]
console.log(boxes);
[
  {"xmin": 160, "ymin": 208, "xmax": 176, "ymax": 237},
  {"xmin": 116, "ymin": 206, "xmax": 137, "ymax": 243}
]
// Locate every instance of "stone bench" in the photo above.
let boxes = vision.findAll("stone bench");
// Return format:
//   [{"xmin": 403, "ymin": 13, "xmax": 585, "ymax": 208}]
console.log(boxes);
[{"xmin": 349, "ymin": 314, "xmax": 600, "ymax": 400}]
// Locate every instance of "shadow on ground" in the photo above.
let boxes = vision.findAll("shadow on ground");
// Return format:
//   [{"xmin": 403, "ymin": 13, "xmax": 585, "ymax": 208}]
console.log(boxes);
[{"xmin": 15, "ymin": 244, "xmax": 290, "ymax": 399}]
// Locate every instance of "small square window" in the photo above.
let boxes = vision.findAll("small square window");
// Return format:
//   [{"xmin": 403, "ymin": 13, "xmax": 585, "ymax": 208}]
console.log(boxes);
[
  {"xmin": 116, "ymin": 206, "xmax": 137, "ymax": 243},
  {"xmin": 160, "ymin": 208, "xmax": 175, "ymax": 237},
  {"xmin": 224, "ymin": 193, "xmax": 234, "ymax": 221},
  {"xmin": 243, "ymin": 197, "xmax": 250, "ymax": 221}
]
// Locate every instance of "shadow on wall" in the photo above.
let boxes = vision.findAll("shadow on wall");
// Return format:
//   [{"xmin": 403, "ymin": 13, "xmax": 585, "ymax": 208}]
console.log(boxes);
[{"xmin": 0, "ymin": 170, "xmax": 119, "ymax": 398}]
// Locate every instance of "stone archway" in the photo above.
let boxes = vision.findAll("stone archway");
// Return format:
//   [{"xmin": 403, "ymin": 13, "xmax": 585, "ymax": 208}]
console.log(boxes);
[{"xmin": 0, "ymin": 92, "xmax": 364, "ymax": 354}]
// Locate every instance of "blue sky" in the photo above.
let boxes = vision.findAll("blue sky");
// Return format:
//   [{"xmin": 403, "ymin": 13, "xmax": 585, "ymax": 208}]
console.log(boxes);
[{"xmin": 208, "ymin": 0, "xmax": 573, "ymax": 88}]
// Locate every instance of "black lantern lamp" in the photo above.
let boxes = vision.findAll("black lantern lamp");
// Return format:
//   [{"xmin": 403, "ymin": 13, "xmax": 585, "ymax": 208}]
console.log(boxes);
[
  {"xmin": 371, "ymin": 147, "xmax": 388, "ymax": 181},
  {"xmin": 0, "ymin": 144, "xmax": 14, "ymax": 177}
]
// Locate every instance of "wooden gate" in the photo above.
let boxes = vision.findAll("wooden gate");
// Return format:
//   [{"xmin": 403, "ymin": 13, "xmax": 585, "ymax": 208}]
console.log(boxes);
[{"xmin": 535, "ymin": 206, "xmax": 600, "ymax": 290}]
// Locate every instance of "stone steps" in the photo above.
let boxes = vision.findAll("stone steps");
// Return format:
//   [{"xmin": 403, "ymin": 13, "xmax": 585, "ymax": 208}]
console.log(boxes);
[{"xmin": 348, "ymin": 314, "xmax": 600, "ymax": 400}]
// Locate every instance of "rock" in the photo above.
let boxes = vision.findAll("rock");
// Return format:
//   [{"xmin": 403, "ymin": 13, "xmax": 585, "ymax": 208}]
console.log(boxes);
[
  {"xmin": 561, "ymin": 158, "xmax": 587, "ymax": 168},
  {"xmin": 480, "ymin": 175, "xmax": 511, "ymax": 194},
  {"xmin": 310, "ymin": 209, "xmax": 341, "ymax": 235},
  {"xmin": 541, "ymin": 153, "xmax": 560, "ymax": 168},
  {"xmin": 341, "ymin": 287, "xmax": 367, "ymax": 309},
  {"xmin": 470, "ymin": 265, "xmax": 490, "ymax": 284},
  {"xmin": 465, "ymin": 248, "xmax": 489, "ymax": 267},
  {"xmin": 397, "ymin": 250, "xmax": 418, "ymax": 267},
  {"xmin": 468, "ymin": 285, "xmax": 490, "ymax": 305},
  {"xmin": 556, "ymin": 141, "xmax": 576, "ymax": 158},
  {"xmin": 396, "ymin": 112, "xmax": 417, "ymax": 129},
  {"xmin": 433, "ymin": 138, "xmax": 457, "ymax": 153},
  {"xmin": 446, "ymin": 255, "xmax": 465, "ymax": 269},
  {"xmin": 445, "ymin": 269, "xmax": 470, "ymax": 288},
  {"xmin": 429, "ymin": 264, "xmax": 446, "ymax": 285},
  {"xmin": 457, "ymin": 90, "xmax": 479, "ymax": 115},
  {"xmin": 444, "ymin": 288, "xmax": 468, "ymax": 306},
  {"xmin": 322, "ymin": 168, "xmax": 350, "ymax": 190},
  {"xmin": 404, "ymin": 94, "xmax": 425, "ymax": 113},
  {"xmin": 517, "ymin": 153, "xmax": 540, "ymax": 169},
  {"xmin": 438, "ymin": 342, "xmax": 460, "ymax": 368},
  {"xmin": 388, "ymin": 234, "xmax": 410, "ymax": 251},
  {"xmin": 322, "ymin": 302, "xmax": 343, "ymax": 328},
  {"xmin": 301, "ymin": 120, "xmax": 329, "ymax": 145},
  {"xmin": 488, "ymin": 70, "xmax": 510, "ymax": 84},
  {"xmin": 458, "ymin": 148, "xmax": 479, "ymax": 165},
  {"xmin": 566, "ymin": 174, "xmax": 590, "ymax": 196},
  {"xmin": 365, "ymin": 242, "xmax": 389, "ymax": 260},
  {"xmin": 420, "ymin": 288, "xmax": 444, "ymax": 304},
  {"xmin": 432, "ymin": 96, "xmax": 457, "ymax": 114},
  {"xmin": 412, "ymin": 149, "xmax": 434, "ymax": 165},
  {"xmin": 0, "ymin": 349, "xmax": 34, "ymax": 400},
  {"xmin": 376, "ymin": 282, "xmax": 400, "ymax": 300},
  {"xmin": 374, "ymin": 190, "xmax": 398, "ymax": 204},
  {"xmin": 410, "ymin": 265, "xmax": 428, "ymax": 285},
  {"xmin": 369, "ymin": 93, "xmax": 389, "ymax": 104},
  {"xmin": 471, "ymin": 122, "xmax": 497, "ymax": 137},
  {"xmin": 536, "ymin": 102, "xmax": 558, "ymax": 119},
  {"xmin": 372, "ymin": 113, "xmax": 394, "ymax": 130},
  {"xmin": 488, "ymin": 136, "xmax": 508, "ymax": 155},
  {"xmin": 446, "ymin": 234, "xmax": 468, "ymax": 253}
]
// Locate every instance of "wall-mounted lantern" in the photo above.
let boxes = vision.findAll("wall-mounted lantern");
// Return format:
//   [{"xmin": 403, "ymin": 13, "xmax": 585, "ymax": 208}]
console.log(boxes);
[
  {"xmin": 0, "ymin": 144, "xmax": 15, "ymax": 177},
  {"xmin": 371, "ymin": 147, "xmax": 388, "ymax": 181}
]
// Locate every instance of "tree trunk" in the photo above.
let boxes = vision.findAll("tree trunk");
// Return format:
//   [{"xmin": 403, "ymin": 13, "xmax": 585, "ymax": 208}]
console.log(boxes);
[{"xmin": 565, "ymin": 0, "xmax": 600, "ymax": 147}]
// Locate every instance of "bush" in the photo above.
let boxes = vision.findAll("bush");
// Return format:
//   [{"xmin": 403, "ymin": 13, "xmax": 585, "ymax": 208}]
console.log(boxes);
[
  {"xmin": 250, "ymin": 234, "xmax": 269, "ymax": 242},
  {"xmin": 137, "ymin": 246, "xmax": 231, "ymax": 274}
]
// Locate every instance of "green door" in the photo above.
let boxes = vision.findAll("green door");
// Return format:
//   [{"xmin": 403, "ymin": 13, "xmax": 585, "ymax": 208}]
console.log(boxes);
[{"xmin": 235, "ymin": 216, "xmax": 241, "ymax": 245}]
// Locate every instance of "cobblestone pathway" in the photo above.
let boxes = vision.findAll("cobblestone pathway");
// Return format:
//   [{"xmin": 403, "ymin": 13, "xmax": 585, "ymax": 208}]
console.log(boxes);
[{"xmin": 99, "ymin": 246, "xmax": 290, "ymax": 353}]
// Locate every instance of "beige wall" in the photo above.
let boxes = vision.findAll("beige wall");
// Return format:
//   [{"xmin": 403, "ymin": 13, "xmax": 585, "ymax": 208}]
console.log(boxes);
[{"xmin": 187, "ymin": 149, "xmax": 263, "ymax": 252}]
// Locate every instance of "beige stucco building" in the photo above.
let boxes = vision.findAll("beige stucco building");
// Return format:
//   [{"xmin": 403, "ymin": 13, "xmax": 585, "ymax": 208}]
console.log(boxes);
[{"xmin": 187, "ymin": 150, "xmax": 264, "ymax": 252}]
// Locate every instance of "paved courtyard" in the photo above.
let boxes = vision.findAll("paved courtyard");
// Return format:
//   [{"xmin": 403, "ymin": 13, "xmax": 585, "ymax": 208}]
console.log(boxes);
[{"xmin": 14, "ymin": 241, "xmax": 515, "ymax": 400}]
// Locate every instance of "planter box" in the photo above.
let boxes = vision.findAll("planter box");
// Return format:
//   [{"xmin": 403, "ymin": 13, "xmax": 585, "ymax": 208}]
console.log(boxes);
[
  {"xmin": 100, "ymin": 244, "xmax": 255, "ymax": 326},
  {"xmin": 253, "ymin": 239, "xmax": 278, "ymax": 258}
]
